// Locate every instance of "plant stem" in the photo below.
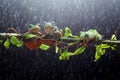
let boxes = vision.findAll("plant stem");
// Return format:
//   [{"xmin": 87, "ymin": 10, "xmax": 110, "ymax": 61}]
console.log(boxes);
[
  {"xmin": 102, "ymin": 40, "xmax": 120, "ymax": 44},
  {"xmin": 0, "ymin": 33, "xmax": 120, "ymax": 44},
  {"xmin": 60, "ymin": 37, "xmax": 81, "ymax": 41},
  {"xmin": 0, "ymin": 33, "xmax": 21, "ymax": 36}
]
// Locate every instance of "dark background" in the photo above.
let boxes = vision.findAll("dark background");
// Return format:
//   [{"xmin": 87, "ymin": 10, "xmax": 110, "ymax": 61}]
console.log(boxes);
[{"xmin": 0, "ymin": 0, "xmax": 120, "ymax": 80}]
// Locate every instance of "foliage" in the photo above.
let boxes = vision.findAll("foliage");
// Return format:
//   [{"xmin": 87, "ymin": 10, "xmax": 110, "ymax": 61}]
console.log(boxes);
[
  {"xmin": 39, "ymin": 44, "xmax": 50, "ymax": 51},
  {"xmin": 59, "ymin": 49, "xmax": 71, "ymax": 60},
  {"xmin": 111, "ymin": 34, "xmax": 117, "ymax": 40},
  {"xmin": 59, "ymin": 46, "xmax": 86, "ymax": 60},
  {"xmin": 94, "ymin": 44, "xmax": 110, "ymax": 62},
  {"xmin": 110, "ymin": 34, "xmax": 117, "ymax": 50},
  {"xmin": 73, "ymin": 46, "xmax": 86, "ymax": 55},
  {"xmin": 64, "ymin": 27, "xmax": 79, "ymax": 38},
  {"xmin": 79, "ymin": 31, "xmax": 87, "ymax": 39},
  {"xmin": 94, "ymin": 34, "xmax": 118, "ymax": 61},
  {"xmin": 4, "ymin": 38, "xmax": 11, "ymax": 49},
  {"xmin": 80, "ymin": 29, "xmax": 102, "ymax": 41},
  {"xmin": 25, "ymin": 34, "xmax": 37, "ymax": 40},
  {"xmin": 0, "ymin": 27, "xmax": 119, "ymax": 62},
  {"xmin": 4, "ymin": 36, "xmax": 23, "ymax": 48},
  {"xmin": 64, "ymin": 27, "xmax": 72, "ymax": 37},
  {"xmin": 10, "ymin": 36, "xmax": 23, "ymax": 47}
]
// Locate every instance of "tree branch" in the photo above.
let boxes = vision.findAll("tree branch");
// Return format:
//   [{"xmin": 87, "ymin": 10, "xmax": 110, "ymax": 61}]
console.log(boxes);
[{"xmin": 0, "ymin": 33, "xmax": 120, "ymax": 44}]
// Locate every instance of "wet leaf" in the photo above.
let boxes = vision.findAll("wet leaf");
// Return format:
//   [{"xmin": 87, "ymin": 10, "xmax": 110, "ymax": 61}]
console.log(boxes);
[
  {"xmin": 64, "ymin": 27, "xmax": 72, "ymax": 37},
  {"xmin": 110, "ymin": 35, "xmax": 117, "ymax": 50},
  {"xmin": 10, "ymin": 36, "xmax": 23, "ymax": 47},
  {"xmin": 25, "ymin": 34, "xmax": 37, "ymax": 39},
  {"xmin": 87, "ymin": 29, "xmax": 96, "ymax": 38},
  {"xmin": 59, "ymin": 50, "xmax": 70, "ymax": 60},
  {"xmin": 39, "ymin": 44, "xmax": 50, "ymax": 51},
  {"xmin": 111, "ymin": 46, "xmax": 116, "ymax": 50},
  {"xmin": 101, "ymin": 44, "xmax": 110, "ymax": 48},
  {"xmin": 4, "ymin": 38, "xmax": 10, "ymax": 49},
  {"xmin": 88, "ymin": 29, "xmax": 102, "ymax": 40},
  {"xmin": 111, "ymin": 44, "xmax": 116, "ymax": 50},
  {"xmin": 79, "ymin": 31, "xmax": 86, "ymax": 39},
  {"xmin": 111, "ymin": 34, "xmax": 117, "ymax": 40},
  {"xmin": 94, "ymin": 44, "xmax": 110, "ymax": 62},
  {"xmin": 94, "ymin": 55, "xmax": 100, "ymax": 62},
  {"xmin": 94, "ymin": 47, "xmax": 105, "ymax": 62},
  {"xmin": 59, "ymin": 46, "xmax": 86, "ymax": 60},
  {"xmin": 80, "ymin": 29, "xmax": 102, "ymax": 41},
  {"xmin": 73, "ymin": 46, "xmax": 86, "ymax": 55},
  {"xmin": 25, "ymin": 39, "xmax": 42, "ymax": 50}
]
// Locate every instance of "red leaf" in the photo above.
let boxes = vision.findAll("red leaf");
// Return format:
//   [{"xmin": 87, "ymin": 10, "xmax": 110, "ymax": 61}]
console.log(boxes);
[
  {"xmin": 25, "ymin": 39, "xmax": 56, "ymax": 50},
  {"xmin": 25, "ymin": 39, "xmax": 43, "ymax": 50}
]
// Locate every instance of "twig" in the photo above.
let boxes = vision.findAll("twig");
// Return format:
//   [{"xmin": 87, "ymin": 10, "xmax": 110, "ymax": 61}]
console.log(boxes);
[
  {"xmin": 0, "ymin": 33, "xmax": 21, "ymax": 36},
  {"xmin": 0, "ymin": 33, "xmax": 120, "ymax": 44},
  {"xmin": 102, "ymin": 40, "xmax": 120, "ymax": 44}
]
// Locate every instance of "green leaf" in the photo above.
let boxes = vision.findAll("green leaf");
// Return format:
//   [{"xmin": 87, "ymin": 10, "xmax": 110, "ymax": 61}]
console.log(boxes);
[
  {"xmin": 4, "ymin": 38, "xmax": 10, "ymax": 49},
  {"xmin": 80, "ymin": 31, "xmax": 86, "ymax": 39},
  {"xmin": 111, "ymin": 44, "xmax": 116, "ymax": 50},
  {"xmin": 95, "ymin": 34, "xmax": 102, "ymax": 41},
  {"xmin": 94, "ymin": 55, "xmax": 101, "ymax": 62},
  {"xmin": 94, "ymin": 44, "xmax": 110, "ymax": 62},
  {"xmin": 110, "ymin": 34, "xmax": 117, "ymax": 50},
  {"xmin": 25, "ymin": 34, "xmax": 37, "ymax": 39},
  {"xmin": 10, "ymin": 36, "xmax": 23, "ymax": 47},
  {"xmin": 111, "ymin": 34, "xmax": 117, "ymax": 40},
  {"xmin": 64, "ymin": 27, "xmax": 79, "ymax": 38},
  {"xmin": 73, "ymin": 46, "xmax": 86, "ymax": 56},
  {"xmin": 64, "ymin": 27, "xmax": 72, "ymax": 37},
  {"xmin": 111, "ymin": 46, "xmax": 116, "ymax": 50},
  {"xmin": 59, "ymin": 46, "xmax": 86, "ymax": 60},
  {"xmin": 94, "ymin": 48, "xmax": 105, "ymax": 62},
  {"xmin": 79, "ymin": 29, "xmax": 102, "ymax": 41},
  {"xmin": 87, "ymin": 29, "xmax": 102, "ymax": 40},
  {"xmin": 59, "ymin": 50, "xmax": 70, "ymax": 60},
  {"xmin": 55, "ymin": 45, "xmax": 59, "ymax": 53},
  {"xmin": 39, "ymin": 44, "xmax": 50, "ymax": 51},
  {"xmin": 87, "ymin": 29, "xmax": 97, "ymax": 37},
  {"xmin": 101, "ymin": 44, "xmax": 110, "ymax": 48},
  {"xmin": 59, "ymin": 56, "xmax": 69, "ymax": 61}
]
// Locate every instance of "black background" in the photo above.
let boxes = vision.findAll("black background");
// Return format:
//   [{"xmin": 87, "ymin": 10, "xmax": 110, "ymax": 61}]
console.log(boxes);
[{"xmin": 0, "ymin": 0, "xmax": 120, "ymax": 80}]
